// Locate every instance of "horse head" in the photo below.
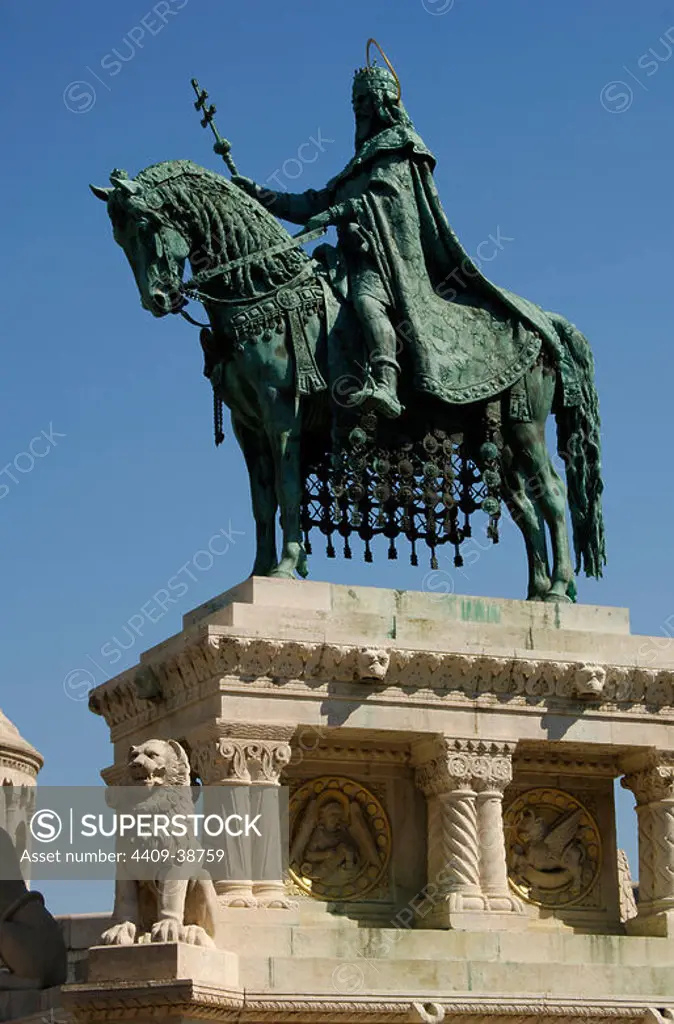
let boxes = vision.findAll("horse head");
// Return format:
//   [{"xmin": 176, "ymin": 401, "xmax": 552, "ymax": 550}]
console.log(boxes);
[
  {"xmin": 92, "ymin": 161, "xmax": 313, "ymax": 321},
  {"xmin": 90, "ymin": 167, "xmax": 190, "ymax": 317}
]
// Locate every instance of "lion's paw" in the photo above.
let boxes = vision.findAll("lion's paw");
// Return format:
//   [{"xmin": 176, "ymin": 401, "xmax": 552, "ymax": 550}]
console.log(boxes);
[
  {"xmin": 181, "ymin": 925, "xmax": 215, "ymax": 947},
  {"xmin": 151, "ymin": 918, "xmax": 182, "ymax": 944},
  {"xmin": 101, "ymin": 921, "xmax": 137, "ymax": 946}
]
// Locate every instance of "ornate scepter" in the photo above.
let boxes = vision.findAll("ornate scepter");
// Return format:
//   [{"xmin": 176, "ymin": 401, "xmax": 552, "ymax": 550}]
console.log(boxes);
[{"xmin": 190, "ymin": 78, "xmax": 239, "ymax": 175}]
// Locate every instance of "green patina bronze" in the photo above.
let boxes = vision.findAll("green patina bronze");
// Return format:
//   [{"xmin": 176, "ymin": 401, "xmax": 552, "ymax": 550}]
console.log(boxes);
[{"xmin": 90, "ymin": 41, "xmax": 605, "ymax": 602}]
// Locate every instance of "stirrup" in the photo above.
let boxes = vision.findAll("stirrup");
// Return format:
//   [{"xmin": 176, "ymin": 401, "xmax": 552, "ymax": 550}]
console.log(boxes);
[
  {"xmin": 366, "ymin": 385, "xmax": 403, "ymax": 419},
  {"xmin": 346, "ymin": 378, "xmax": 376, "ymax": 407}
]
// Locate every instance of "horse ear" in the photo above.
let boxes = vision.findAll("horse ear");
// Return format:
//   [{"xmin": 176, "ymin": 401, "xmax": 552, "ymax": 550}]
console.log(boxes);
[
  {"xmin": 90, "ymin": 184, "xmax": 112, "ymax": 201},
  {"xmin": 112, "ymin": 175, "xmax": 141, "ymax": 196}
]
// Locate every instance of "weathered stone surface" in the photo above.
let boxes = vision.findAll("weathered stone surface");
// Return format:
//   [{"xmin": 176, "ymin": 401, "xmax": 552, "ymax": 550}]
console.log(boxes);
[{"xmin": 60, "ymin": 580, "xmax": 674, "ymax": 1021}]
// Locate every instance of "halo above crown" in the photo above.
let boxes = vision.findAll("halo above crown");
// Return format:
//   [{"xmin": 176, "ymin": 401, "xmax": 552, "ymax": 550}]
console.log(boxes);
[{"xmin": 352, "ymin": 38, "xmax": 401, "ymax": 103}]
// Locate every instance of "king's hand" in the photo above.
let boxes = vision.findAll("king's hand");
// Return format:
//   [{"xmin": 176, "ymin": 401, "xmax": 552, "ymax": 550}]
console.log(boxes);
[
  {"xmin": 230, "ymin": 175, "xmax": 258, "ymax": 196},
  {"xmin": 303, "ymin": 212, "xmax": 332, "ymax": 234}
]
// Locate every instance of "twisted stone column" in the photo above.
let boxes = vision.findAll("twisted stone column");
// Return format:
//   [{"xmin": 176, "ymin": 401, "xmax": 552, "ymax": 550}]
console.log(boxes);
[
  {"xmin": 415, "ymin": 738, "xmax": 523, "ymax": 929},
  {"xmin": 622, "ymin": 751, "xmax": 674, "ymax": 935},
  {"xmin": 190, "ymin": 727, "xmax": 293, "ymax": 909}
]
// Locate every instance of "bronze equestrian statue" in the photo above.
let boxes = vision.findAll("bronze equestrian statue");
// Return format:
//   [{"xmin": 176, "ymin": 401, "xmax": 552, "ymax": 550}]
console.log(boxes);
[{"xmin": 91, "ymin": 42, "xmax": 605, "ymax": 602}]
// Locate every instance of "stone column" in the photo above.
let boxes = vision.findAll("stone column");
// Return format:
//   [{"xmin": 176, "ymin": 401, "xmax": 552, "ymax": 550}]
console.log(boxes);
[
  {"xmin": 475, "ymin": 748, "xmax": 523, "ymax": 913},
  {"xmin": 621, "ymin": 751, "xmax": 674, "ymax": 936},
  {"xmin": 190, "ymin": 727, "xmax": 293, "ymax": 909},
  {"xmin": 414, "ymin": 737, "xmax": 524, "ymax": 930}
]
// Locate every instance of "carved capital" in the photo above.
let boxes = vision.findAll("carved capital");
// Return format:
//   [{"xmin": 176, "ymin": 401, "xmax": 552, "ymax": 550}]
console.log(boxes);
[
  {"xmin": 621, "ymin": 752, "xmax": 674, "ymax": 805},
  {"xmin": 415, "ymin": 738, "xmax": 515, "ymax": 796},
  {"xmin": 192, "ymin": 736, "xmax": 292, "ymax": 785}
]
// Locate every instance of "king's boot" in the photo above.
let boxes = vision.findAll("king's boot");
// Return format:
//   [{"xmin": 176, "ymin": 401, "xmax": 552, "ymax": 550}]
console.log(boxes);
[{"xmin": 349, "ymin": 355, "xmax": 402, "ymax": 419}]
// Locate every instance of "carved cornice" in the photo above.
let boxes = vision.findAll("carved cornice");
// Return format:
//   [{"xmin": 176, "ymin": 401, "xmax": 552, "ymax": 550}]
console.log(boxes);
[
  {"xmin": 289, "ymin": 743, "xmax": 411, "ymax": 767},
  {"xmin": 62, "ymin": 979, "xmax": 243, "ymax": 1021},
  {"xmin": 61, "ymin": 981, "xmax": 670, "ymax": 1024},
  {"xmin": 88, "ymin": 632, "xmax": 674, "ymax": 734},
  {"xmin": 414, "ymin": 738, "xmax": 515, "ymax": 796},
  {"xmin": 513, "ymin": 750, "xmax": 619, "ymax": 778},
  {"xmin": 0, "ymin": 754, "xmax": 40, "ymax": 779}
]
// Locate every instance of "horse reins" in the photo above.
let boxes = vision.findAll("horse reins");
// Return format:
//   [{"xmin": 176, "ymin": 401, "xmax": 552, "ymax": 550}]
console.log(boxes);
[{"xmin": 180, "ymin": 224, "xmax": 327, "ymax": 307}]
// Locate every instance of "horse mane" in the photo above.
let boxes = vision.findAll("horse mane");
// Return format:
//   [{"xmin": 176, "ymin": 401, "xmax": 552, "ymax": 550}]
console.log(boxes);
[{"xmin": 133, "ymin": 160, "xmax": 309, "ymax": 297}]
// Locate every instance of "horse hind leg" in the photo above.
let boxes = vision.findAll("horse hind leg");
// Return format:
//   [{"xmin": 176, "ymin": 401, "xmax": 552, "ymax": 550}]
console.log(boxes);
[
  {"xmin": 504, "ymin": 365, "xmax": 574, "ymax": 602},
  {"xmin": 536, "ymin": 450, "xmax": 575, "ymax": 601},
  {"xmin": 501, "ymin": 453, "xmax": 552, "ymax": 601}
]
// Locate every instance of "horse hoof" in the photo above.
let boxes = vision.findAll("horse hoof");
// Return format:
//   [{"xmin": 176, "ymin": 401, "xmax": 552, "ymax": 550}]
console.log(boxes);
[{"xmin": 544, "ymin": 591, "xmax": 572, "ymax": 604}]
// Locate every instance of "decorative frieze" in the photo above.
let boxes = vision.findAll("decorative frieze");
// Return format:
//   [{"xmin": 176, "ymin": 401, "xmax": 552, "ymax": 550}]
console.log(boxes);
[
  {"xmin": 88, "ymin": 633, "xmax": 674, "ymax": 734},
  {"xmin": 58, "ymin": 980, "xmax": 674, "ymax": 1024}
]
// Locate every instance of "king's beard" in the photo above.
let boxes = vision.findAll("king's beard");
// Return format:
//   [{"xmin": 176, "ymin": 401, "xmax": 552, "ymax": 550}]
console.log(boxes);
[{"xmin": 354, "ymin": 110, "xmax": 387, "ymax": 149}]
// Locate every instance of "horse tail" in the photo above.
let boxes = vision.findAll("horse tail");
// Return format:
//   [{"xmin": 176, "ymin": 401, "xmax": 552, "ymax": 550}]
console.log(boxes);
[{"xmin": 548, "ymin": 313, "xmax": 606, "ymax": 579}]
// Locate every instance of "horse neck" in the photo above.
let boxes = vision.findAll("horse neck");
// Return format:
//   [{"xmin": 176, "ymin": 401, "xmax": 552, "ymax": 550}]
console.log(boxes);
[{"xmin": 182, "ymin": 193, "xmax": 309, "ymax": 304}]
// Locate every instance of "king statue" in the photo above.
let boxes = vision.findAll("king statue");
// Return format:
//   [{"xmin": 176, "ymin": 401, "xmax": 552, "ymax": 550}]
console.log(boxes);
[
  {"xmin": 92, "ymin": 40, "xmax": 605, "ymax": 599},
  {"xmin": 226, "ymin": 40, "xmax": 565, "ymax": 421}
]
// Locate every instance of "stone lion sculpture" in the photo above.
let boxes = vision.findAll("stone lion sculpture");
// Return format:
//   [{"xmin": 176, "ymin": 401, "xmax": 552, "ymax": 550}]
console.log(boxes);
[
  {"xmin": 0, "ymin": 826, "xmax": 67, "ymax": 989},
  {"xmin": 101, "ymin": 739, "xmax": 218, "ymax": 947},
  {"xmin": 356, "ymin": 648, "xmax": 390, "ymax": 682}
]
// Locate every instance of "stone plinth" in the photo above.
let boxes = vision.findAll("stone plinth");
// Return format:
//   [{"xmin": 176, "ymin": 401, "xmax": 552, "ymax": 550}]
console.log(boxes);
[
  {"xmin": 62, "ymin": 944, "xmax": 241, "ymax": 1024},
  {"xmin": 74, "ymin": 580, "xmax": 674, "ymax": 1020}
]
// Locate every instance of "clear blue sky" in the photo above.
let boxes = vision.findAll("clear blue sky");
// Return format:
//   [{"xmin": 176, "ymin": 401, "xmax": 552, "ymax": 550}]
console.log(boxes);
[{"xmin": 1, "ymin": 0, "xmax": 673, "ymax": 913}]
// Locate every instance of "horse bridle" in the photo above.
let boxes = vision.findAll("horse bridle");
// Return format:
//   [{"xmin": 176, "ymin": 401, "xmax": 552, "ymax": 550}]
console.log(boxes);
[{"xmin": 177, "ymin": 224, "xmax": 327, "ymax": 327}]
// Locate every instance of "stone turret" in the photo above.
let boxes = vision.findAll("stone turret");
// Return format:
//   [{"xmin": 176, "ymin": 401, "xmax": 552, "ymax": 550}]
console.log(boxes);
[
  {"xmin": 0, "ymin": 708, "xmax": 42, "ymax": 786},
  {"xmin": 0, "ymin": 708, "xmax": 42, "ymax": 857}
]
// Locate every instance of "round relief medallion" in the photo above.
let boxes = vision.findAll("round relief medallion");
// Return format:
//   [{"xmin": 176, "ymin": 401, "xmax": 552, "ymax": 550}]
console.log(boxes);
[
  {"xmin": 288, "ymin": 776, "xmax": 391, "ymax": 901},
  {"xmin": 504, "ymin": 788, "xmax": 602, "ymax": 908}
]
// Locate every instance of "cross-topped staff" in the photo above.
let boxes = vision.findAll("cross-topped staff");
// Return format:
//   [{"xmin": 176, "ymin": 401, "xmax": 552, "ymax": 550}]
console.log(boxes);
[{"xmin": 190, "ymin": 78, "xmax": 238, "ymax": 175}]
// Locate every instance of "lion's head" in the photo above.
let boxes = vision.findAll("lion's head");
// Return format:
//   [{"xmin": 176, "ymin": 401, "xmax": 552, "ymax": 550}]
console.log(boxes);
[
  {"xmin": 356, "ymin": 647, "xmax": 390, "ymax": 682},
  {"xmin": 126, "ymin": 739, "xmax": 191, "ymax": 787}
]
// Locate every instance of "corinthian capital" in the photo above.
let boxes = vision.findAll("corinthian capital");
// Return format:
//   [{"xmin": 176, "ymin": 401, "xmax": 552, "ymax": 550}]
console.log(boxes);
[
  {"xmin": 190, "ymin": 726, "xmax": 294, "ymax": 785},
  {"xmin": 621, "ymin": 751, "xmax": 674, "ymax": 805},
  {"xmin": 414, "ymin": 738, "xmax": 515, "ymax": 796}
]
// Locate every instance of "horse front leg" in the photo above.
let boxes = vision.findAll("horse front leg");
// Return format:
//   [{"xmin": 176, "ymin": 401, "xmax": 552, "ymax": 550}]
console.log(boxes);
[
  {"xmin": 268, "ymin": 425, "xmax": 307, "ymax": 579},
  {"xmin": 232, "ymin": 416, "xmax": 278, "ymax": 577}
]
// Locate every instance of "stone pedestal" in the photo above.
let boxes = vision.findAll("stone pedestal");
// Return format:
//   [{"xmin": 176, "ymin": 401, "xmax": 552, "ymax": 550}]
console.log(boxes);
[
  {"xmin": 62, "ymin": 943, "xmax": 241, "ymax": 1023},
  {"xmin": 71, "ymin": 578, "xmax": 674, "ymax": 1022}
]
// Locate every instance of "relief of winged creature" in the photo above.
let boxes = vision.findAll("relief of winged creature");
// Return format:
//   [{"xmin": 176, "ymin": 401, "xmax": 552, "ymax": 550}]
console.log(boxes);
[{"xmin": 511, "ymin": 806, "xmax": 586, "ymax": 894}]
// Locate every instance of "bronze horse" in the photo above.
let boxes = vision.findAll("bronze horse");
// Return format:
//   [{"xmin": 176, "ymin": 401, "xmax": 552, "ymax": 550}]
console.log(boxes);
[{"xmin": 91, "ymin": 160, "xmax": 604, "ymax": 601}]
